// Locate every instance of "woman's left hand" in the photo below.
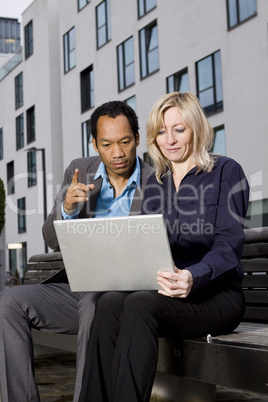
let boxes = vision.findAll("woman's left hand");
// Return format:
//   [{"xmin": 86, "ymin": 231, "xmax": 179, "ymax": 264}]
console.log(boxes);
[{"xmin": 157, "ymin": 267, "xmax": 193, "ymax": 298}]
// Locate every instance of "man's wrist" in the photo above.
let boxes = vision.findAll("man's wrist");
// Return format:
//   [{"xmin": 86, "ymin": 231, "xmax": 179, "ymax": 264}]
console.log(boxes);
[{"xmin": 63, "ymin": 202, "xmax": 78, "ymax": 215}]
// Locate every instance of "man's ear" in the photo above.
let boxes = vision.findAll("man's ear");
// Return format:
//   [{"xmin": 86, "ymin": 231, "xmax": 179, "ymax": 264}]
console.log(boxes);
[
  {"xmin": 135, "ymin": 132, "xmax": 140, "ymax": 147},
  {"xmin": 92, "ymin": 137, "xmax": 99, "ymax": 152}
]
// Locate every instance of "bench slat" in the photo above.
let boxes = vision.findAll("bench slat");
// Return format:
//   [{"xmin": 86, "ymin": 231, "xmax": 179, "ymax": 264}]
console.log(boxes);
[
  {"xmin": 24, "ymin": 270, "xmax": 61, "ymax": 279},
  {"xmin": 242, "ymin": 258, "xmax": 268, "ymax": 273},
  {"xmin": 243, "ymin": 306, "xmax": 268, "ymax": 321},
  {"xmin": 242, "ymin": 275, "xmax": 268, "ymax": 288},
  {"xmin": 244, "ymin": 290, "xmax": 268, "ymax": 304},
  {"xmin": 25, "ymin": 261, "xmax": 65, "ymax": 271},
  {"xmin": 242, "ymin": 243, "xmax": 268, "ymax": 258}
]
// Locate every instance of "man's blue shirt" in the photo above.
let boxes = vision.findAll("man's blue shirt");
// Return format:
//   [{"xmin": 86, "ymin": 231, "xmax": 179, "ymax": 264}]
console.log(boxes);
[{"xmin": 61, "ymin": 156, "xmax": 141, "ymax": 219}]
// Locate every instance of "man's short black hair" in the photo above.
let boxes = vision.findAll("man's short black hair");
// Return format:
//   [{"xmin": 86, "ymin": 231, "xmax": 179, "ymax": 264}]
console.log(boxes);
[{"xmin": 91, "ymin": 101, "xmax": 139, "ymax": 141}]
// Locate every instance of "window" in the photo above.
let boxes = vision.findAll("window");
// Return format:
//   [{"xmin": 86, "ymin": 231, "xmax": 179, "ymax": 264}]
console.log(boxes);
[
  {"xmin": 9, "ymin": 249, "xmax": 17, "ymax": 276},
  {"xmin": 15, "ymin": 72, "xmax": 23, "ymax": 109},
  {"xmin": 18, "ymin": 197, "xmax": 26, "ymax": 233},
  {"xmin": 96, "ymin": 0, "xmax": 111, "ymax": 49},
  {"xmin": 212, "ymin": 126, "xmax": 226, "ymax": 156},
  {"xmin": 24, "ymin": 20, "xmax": 33, "ymax": 59},
  {"xmin": 125, "ymin": 96, "xmax": 136, "ymax": 112},
  {"xmin": 227, "ymin": 0, "xmax": 257, "ymax": 29},
  {"xmin": 63, "ymin": 27, "xmax": 76, "ymax": 73},
  {"xmin": 0, "ymin": 18, "xmax": 20, "ymax": 54},
  {"xmin": 78, "ymin": 0, "xmax": 90, "ymax": 11},
  {"xmin": 16, "ymin": 114, "xmax": 24, "ymax": 150},
  {"xmin": 26, "ymin": 106, "xmax": 35, "ymax": 144},
  {"xmin": 80, "ymin": 65, "xmax": 94, "ymax": 113},
  {"xmin": 138, "ymin": 0, "xmax": 156, "ymax": 18},
  {"xmin": 21, "ymin": 242, "xmax": 27, "ymax": 277},
  {"xmin": 196, "ymin": 50, "xmax": 223, "ymax": 114},
  {"xmin": 7, "ymin": 161, "xmax": 15, "ymax": 195},
  {"xmin": 143, "ymin": 152, "xmax": 153, "ymax": 167},
  {"xmin": 117, "ymin": 37, "xmax": 135, "ymax": 92},
  {"xmin": 167, "ymin": 68, "xmax": 189, "ymax": 93},
  {"xmin": 27, "ymin": 150, "xmax": 36, "ymax": 187},
  {"xmin": 82, "ymin": 120, "xmax": 98, "ymax": 157},
  {"xmin": 0, "ymin": 128, "xmax": 3, "ymax": 160},
  {"xmin": 139, "ymin": 20, "xmax": 159, "ymax": 79}
]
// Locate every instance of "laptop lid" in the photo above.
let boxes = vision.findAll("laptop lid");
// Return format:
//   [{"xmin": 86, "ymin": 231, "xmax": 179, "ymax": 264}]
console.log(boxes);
[{"xmin": 53, "ymin": 214, "xmax": 174, "ymax": 292}]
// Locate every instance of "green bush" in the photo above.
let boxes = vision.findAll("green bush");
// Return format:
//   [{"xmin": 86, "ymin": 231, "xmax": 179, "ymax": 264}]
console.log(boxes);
[{"xmin": 0, "ymin": 178, "xmax": 5, "ymax": 236}]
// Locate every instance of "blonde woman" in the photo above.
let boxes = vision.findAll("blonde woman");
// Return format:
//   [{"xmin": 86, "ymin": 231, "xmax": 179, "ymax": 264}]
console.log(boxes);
[{"xmin": 79, "ymin": 93, "xmax": 249, "ymax": 402}]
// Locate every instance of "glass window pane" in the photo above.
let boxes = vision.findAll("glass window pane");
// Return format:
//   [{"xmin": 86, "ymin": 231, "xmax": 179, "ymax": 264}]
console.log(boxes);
[
  {"xmin": 98, "ymin": 25, "xmax": 106, "ymax": 47},
  {"xmin": 145, "ymin": 0, "xmax": 156, "ymax": 13},
  {"xmin": 197, "ymin": 56, "xmax": 213, "ymax": 91},
  {"xmin": 176, "ymin": 72, "xmax": 189, "ymax": 92},
  {"xmin": 238, "ymin": 0, "xmax": 256, "ymax": 21},
  {"xmin": 199, "ymin": 87, "xmax": 214, "ymax": 109},
  {"xmin": 125, "ymin": 37, "xmax": 134, "ymax": 65},
  {"xmin": 125, "ymin": 63, "xmax": 135, "ymax": 87},
  {"xmin": 214, "ymin": 51, "xmax": 223, "ymax": 103},
  {"xmin": 69, "ymin": 29, "xmax": 75, "ymax": 51},
  {"xmin": 148, "ymin": 47, "xmax": 159, "ymax": 74},
  {"xmin": 213, "ymin": 128, "xmax": 226, "ymax": 155},
  {"xmin": 125, "ymin": 96, "xmax": 136, "ymax": 112},
  {"xmin": 117, "ymin": 45, "xmax": 124, "ymax": 90},
  {"xmin": 138, "ymin": 0, "xmax": 145, "ymax": 17},
  {"xmin": 97, "ymin": 2, "xmax": 106, "ymax": 27},
  {"xmin": 88, "ymin": 138, "xmax": 98, "ymax": 156},
  {"xmin": 64, "ymin": 35, "xmax": 69, "ymax": 71},
  {"xmin": 148, "ymin": 25, "xmax": 158, "ymax": 51},
  {"xmin": 69, "ymin": 49, "xmax": 76, "ymax": 69},
  {"xmin": 228, "ymin": 0, "xmax": 238, "ymax": 27},
  {"xmin": 79, "ymin": 0, "xmax": 87, "ymax": 10},
  {"xmin": 167, "ymin": 76, "xmax": 174, "ymax": 93},
  {"xmin": 140, "ymin": 29, "xmax": 147, "ymax": 77}
]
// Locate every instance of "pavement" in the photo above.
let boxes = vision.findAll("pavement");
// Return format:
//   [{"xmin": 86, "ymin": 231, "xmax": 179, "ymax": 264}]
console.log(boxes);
[
  {"xmin": 1, "ymin": 352, "xmax": 267, "ymax": 401},
  {"xmin": 34, "ymin": 353, "xmax": 267, "ymax": 402}
]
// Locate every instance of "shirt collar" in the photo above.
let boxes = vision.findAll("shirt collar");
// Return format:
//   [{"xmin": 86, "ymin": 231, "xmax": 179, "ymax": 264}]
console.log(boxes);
[{"xmin": 94, "ymin": 156, "xmax": 141, "ymax": 189}]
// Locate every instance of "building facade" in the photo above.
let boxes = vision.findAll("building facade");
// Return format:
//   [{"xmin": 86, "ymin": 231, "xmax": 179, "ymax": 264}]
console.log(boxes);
[{"xmin": 0, "ymin": 0, "xmax": 267, "ymax": 288}]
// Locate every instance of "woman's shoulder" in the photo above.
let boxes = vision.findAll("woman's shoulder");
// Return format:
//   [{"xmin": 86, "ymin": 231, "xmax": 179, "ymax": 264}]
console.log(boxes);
[{"xmin": 212, "ymin": 154, "xmax": 243, "ymax": 170}]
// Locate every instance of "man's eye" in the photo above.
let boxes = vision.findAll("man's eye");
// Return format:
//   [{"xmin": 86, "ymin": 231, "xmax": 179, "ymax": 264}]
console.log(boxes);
[
  {"xmin": 122, "ymin": 140, "xmax": 130, "ymax": 145},
  {"xmin": 102, "ymin": 144, "xmax": 110, "ymax": 147}
]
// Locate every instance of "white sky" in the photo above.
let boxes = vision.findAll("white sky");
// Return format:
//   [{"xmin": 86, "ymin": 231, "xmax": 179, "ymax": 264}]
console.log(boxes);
[{"xmin": 0, "ymin": 0, "xmax": 34, "ymax": 21}]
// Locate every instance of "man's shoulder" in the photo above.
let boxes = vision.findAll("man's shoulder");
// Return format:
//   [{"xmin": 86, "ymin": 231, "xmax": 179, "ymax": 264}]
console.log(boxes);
[
  {"xmin": 138, "ymin": 157, "xmax": 154, "ymax": 174},
  {"xmin": 69, "ymin": 156, "xmax": 101, "ymax": 171}
]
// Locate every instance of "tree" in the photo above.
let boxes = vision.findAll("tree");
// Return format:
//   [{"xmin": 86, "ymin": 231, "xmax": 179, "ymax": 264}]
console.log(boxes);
[{"xmin": 0, "ymin": 178, "xmax": 5, "ymax": 236}]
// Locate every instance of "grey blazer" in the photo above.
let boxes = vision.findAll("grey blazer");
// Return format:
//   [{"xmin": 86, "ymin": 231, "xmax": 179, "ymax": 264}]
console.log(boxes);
[{"xmin": 42, "ymin": 156, "xmax": 154, "ymax": 284}]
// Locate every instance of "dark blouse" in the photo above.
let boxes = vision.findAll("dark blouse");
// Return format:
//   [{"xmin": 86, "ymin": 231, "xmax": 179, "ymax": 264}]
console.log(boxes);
[{"xmin": 141, "ymin": 156, "xmax": 250, "ymax": 293}]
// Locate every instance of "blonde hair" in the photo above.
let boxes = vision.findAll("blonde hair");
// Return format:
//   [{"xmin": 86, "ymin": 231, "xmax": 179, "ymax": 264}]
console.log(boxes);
[{"xmin": 146, "ymin": 92, "xmax": 215, "ymax": 182}]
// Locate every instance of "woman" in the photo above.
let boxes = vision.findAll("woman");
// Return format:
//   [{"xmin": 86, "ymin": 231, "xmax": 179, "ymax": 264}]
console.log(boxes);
[{"xmin": 79, "ymin": 92, "xmax": 249, "ymax": 402}]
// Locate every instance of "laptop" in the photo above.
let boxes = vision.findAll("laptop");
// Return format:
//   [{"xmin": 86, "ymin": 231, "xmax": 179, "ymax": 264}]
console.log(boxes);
[{"xmin": 53, "ymin": 214, "xmax": 174, "ymax": 292}]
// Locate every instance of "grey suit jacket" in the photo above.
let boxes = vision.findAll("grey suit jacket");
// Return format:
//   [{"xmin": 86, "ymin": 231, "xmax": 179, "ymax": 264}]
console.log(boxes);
[{"xmin": 42, "ymin": 156, "xmax": 154, "ymax": 284}]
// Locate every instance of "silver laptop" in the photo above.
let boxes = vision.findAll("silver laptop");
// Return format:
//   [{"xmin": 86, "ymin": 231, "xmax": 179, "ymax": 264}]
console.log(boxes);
[{"xmin": 53, "ymin": 214, "xmax": 174, "ymax": 292}]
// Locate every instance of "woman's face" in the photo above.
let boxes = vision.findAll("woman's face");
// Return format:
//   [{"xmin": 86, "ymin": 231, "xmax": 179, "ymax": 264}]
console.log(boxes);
[{"xmin": 156, "ymin": 107, "xmax": 194, "ymax": 165}]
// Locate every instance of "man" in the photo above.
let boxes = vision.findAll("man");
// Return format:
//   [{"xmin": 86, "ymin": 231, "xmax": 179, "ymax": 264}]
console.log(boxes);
[{"xmin": 0, "ymin": 101, "xmax": 153, "ymax": 402}]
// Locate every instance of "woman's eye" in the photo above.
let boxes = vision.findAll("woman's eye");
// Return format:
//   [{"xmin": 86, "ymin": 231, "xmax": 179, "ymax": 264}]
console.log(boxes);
[
  {"xmin": 175, "ymin": 128, "xmax": 185, "ymax": 134},
  {"xmin": 157, "ymin": 130, "xmax": 165, "ymax": 135}
]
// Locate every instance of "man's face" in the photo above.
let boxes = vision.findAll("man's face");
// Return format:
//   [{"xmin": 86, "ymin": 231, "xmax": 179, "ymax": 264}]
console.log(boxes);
[{"xmin": 93, "ymin": 114, "xmax": 140, "ymax": 180}]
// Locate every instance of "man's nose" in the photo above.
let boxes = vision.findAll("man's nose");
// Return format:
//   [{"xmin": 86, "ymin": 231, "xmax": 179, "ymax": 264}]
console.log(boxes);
[{"xmin": 112, "ymin": 144, "xmax": 125, "ymax": 158}]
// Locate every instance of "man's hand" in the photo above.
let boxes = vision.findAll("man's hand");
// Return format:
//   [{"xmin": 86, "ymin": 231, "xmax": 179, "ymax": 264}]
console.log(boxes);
[
  {"xmin": 63, "ymin": 169, "xmax": 95, "ymax": 215},
  {"xmin": 157, "ymin": 267, "xmax": 193, "ymax": 298}
]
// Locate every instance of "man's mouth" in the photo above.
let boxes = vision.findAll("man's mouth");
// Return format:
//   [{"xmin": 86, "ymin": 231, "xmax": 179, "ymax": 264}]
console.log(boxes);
[{"xmin": 112, "ymin": 160, "xmax": 128, "ymax": 168}]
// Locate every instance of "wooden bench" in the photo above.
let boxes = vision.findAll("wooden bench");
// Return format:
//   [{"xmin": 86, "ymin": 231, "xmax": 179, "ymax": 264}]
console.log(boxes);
[{"xmin": 24, "ymin": 227, "xmax": 268, "ymax": 401}]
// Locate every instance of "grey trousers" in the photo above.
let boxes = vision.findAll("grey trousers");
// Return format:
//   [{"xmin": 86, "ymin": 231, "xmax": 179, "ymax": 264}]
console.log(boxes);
[{"xmin": 0, "ymin": 283, "xmax": 100, "ymax": 402}]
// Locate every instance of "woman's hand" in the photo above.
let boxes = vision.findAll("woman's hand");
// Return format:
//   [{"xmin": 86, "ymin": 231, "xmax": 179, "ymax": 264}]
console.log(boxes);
[{"xmin": 157, "ymin": 267, "xmax": 193, "ymax": 298}]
